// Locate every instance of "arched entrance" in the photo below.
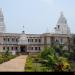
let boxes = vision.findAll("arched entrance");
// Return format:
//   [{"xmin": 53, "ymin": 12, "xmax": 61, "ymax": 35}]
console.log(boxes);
[{"xmin": 20, "ymin": 45, "xmax": 27, "ymax": 54}]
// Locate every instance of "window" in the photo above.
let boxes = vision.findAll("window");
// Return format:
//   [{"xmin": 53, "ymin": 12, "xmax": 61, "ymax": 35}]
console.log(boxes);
[
  {"xmin": 16, "ymin": 39, "xmax": 18, "ymax": 42},
  {"xmin": 35, "ymin": 47, "xmax": 37, "ymax": 50},
  {"xmin": 31, "ymin": 39, "xmax": 33, "ymax": 42},
  {"xmin": 8, "ymin": 38, "xmax": 9, "ymax": 41},
  {"xmin": 11, "ymin": 47, "xmax": 13, "ymax": 50},
  {"xmin": 3, "ymin": 38, "xmax": 5, "ymax": 41},
  {"xmin": 15, "ymin": 47, "xmax": 17, "ymax": 50},
  {"xmin": 31, "ymin": 47, "xmax": 33, "ymax": 50},
  {"xmin": 12, "ymin": 38, "xmax": 15, "ymax": 42},
  {"xmin": 12, "ymin": 38, "xmax": 13, "ymax": 41},
  {"xmin": 39, "ymin": 39, "xmax": 41, "ymax": 42},
  {"xmin": 7, "ymin": 47, "xmax": 9, "ymax": 50},
  {"xmin": 3, "ymin": 47, "xmax": 5, "ymax": 50},
  {"xmin": 35, "ymin": 39, "xmax": 37, "ymax": 42},
  {"xmin": 28, "ymin": 39, "xmax": 33, "ymax": 42},
  {"xmin": 30, "ymin": 39, "xmax": 33, "ymax": 42}
]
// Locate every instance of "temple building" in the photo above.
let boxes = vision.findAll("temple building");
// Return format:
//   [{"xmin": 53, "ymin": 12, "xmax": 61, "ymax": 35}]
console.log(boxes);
[
  {"xmin": 55, "ymin": 12, "xmax": 70, "ymax": 35},
  {"xmin": 0, "ymin": 9, "xmax": 72, "ymax": 54}
]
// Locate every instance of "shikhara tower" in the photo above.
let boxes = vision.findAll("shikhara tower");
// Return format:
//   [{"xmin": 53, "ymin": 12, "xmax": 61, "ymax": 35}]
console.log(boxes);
[
  {"xmin": 55, "ymin": 12, "xmax": 70, "ymax": 35},
  {"xmin": 0, "ymin": 8, "xmax": 5, "ymax": 33}
]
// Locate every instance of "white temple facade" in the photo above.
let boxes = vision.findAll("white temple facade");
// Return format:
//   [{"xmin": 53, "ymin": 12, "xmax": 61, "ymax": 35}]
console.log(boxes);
[{"xmin": 0, "ymin": 9, "xmax": 72, "ymax": 54}]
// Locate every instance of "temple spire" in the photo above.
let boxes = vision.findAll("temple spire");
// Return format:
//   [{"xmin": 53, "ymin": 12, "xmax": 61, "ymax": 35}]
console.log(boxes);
[
  {"xmin": 55, "ymin": 12, "xmax": 70, "ymax": 34},
  {"xmin": 0, "ymin": 8, "xmax": 5, "ymax": 33},
  {"xmin": 0, "ymin": 8, "xmax": 3, "ymax": 17},
  {"xmin": 57, "ymin": 12, "xmax": 67, "ymax": 25}
]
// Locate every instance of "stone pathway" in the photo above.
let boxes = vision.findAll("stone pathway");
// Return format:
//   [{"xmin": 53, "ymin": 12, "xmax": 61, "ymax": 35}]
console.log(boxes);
[{"xmin": 0, "ymin": 55, "xmax": 27, "ymax": 72}]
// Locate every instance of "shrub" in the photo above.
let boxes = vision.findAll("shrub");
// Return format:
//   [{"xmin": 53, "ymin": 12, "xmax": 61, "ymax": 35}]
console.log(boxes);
[
  {"xmin": 25, "ymin": 47, "xmax": 72, "ymax": 72},
  {"xmin": 40, "ymin": 47, "xmax": 56, "ymax": 60},
  {"xmin": 0, "ymin": 50, "xmax": 16, "ymax": 64},
  {"xmin": 54, "ymin": 57, "xmax": 71, "ymax": 72},
  {"xmin": 25, "ymin": 56, "xmax": 33, "ymax": 71},
  {"xmin": 0, "ymin": 55, "xmax": 4, "ymax": 64}
]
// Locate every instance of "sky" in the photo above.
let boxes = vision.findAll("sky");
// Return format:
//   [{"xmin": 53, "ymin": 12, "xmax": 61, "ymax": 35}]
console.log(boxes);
[{"xmin": 0, "ymin": 0, "xmax": 75, "ymax": 34}]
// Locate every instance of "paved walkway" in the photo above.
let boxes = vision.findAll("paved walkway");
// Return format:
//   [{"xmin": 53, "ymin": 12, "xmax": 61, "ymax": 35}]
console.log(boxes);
[{"xmin": 0, "ymin": 55, "xmax": 27, "ymax": 72}]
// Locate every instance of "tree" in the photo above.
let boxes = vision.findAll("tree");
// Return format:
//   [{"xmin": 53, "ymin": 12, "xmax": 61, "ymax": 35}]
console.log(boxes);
[
  {"xmin": 40, "ymin": 47, "xmax": 56, "ymax": 60},
  {"xmin": 39, "ymin": 47, "xmax": 71, "ymax": 72}
]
